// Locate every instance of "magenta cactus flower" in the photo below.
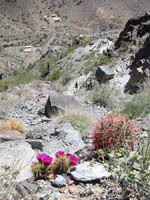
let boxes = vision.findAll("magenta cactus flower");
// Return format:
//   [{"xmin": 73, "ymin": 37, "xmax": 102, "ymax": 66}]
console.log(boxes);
[
  {"xmin": 41, "ymin": 155, "xmax": 53, "ymax": 165},
  {"xmin": 69, "ymin": 155, "xmax": 79, "ymax": 165},
  {"xmin": 36, "ymin": 154, "xmax": 47, "ymax": 162},
  {"xmin": 66, "ymin": 153, "xmax": 72, "ymax": 157},
  {"xmin": 55, "ymin": 151, "xmax": 64, "ymax": 158}
]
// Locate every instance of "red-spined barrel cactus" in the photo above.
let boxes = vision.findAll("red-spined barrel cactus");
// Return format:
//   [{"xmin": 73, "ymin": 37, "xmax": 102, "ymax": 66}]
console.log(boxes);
[{"xmin": 92, "ymin": 113, "xmax": 136, "ymax": 152}]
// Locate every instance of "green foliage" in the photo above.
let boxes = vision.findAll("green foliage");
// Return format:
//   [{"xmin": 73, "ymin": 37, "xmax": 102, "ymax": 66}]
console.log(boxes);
[
  {"xmin": 58, "ymin": 46, "xmax": 75, "ymax": 59},
  {"xmin": 26, "ymin": 127, "xmax": 46, "ymax": 139},
  {"xmin": 57, "ymin": 108, "xmax": 94, "ymax": 134},
  {"xmin": 119, "ymin": 41, "xmax": 130, "ymax": 52},
  {"xmin": 95, "ymin": 142, "xmax": 150, "ymax": 199},
  {"xmin": 122, "ymin": 84, "xmax": 150, "ymax": 118},
  {"xmin": 94, "ymin": 127, "xmax": 150, "ymax": 198},
  {"xmin": 60, "ymin": 72, "xmax": 73, "ymax": 85},
  {"xmin": 84, "ymin": 53, "xmax": 111, "ymax": 74},
  {"xmin": 90, "ymin": 82, "xmax": 117, "ymax": 110},
  {"xmin": 46, "ymin": 69, "xmax": 62, "ymax": 81},
  {"xmin": 38, "ymin": 59, "xmax": 49, "ymax": 78},
  {"xmin": 0, "ymin": 166, "xmax": 19, "ymax": 199},
  {"xmin": 92, "ymin": 113, "xmax": 136, "ymax": 152},
  {"xmin": 0, "ymin": 69, "xmax": 36, "ymax": 92},
  {"xmin": 48, "ymin": 55, "xmax": 58, "ymax": 67},
  {"xmin": 107, "ymin": 136, "xmax": 150, "ymax": 199}
]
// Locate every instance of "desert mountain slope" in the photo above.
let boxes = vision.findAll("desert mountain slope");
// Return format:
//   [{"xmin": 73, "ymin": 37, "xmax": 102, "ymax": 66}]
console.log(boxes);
[{"xmin": 0, "ymin": 0, "xmax": 150, "ymax": 35}]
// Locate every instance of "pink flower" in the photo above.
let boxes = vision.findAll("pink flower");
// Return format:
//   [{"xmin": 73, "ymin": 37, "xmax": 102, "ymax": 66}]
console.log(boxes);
[
  {"xmin": 36, "ymin": 154, "xmax": 47, "ymax": 162},
  {"xmin": 41, "ymin": 155, "xmax": 53, "ymax": 165},
  {"xmin": 55, "ymin": 151, "xmax": 64, "ymax": 158},
  {"xmin": 69, "ymin": 155, "xmax": 79, "ymax": 165}
]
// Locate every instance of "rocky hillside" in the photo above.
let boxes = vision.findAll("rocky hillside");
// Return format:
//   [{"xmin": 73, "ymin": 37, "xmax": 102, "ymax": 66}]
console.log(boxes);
[
  {"xmin": 1, "ymin": 0, "xmax": 150, "ymax": 35},
  {"xmin": 1, "ymin": 2, "xmax": 150, "ymax": 199}
]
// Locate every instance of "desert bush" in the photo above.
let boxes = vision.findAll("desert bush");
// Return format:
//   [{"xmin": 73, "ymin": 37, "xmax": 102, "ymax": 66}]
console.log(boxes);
[
  {"xmin": 54, "ymin": 81, "xmax": 64, "ymax": 93},
  {"xmin": 119, "ymin": 41, "xmax": 130, "ymax": 52},
  {"xmin": 122, "ymin": 81, "xmax": 150, "ymax": 118},
  {"xmin": 60, "ymin": 72, "xmax": 73, "ymax": 86},
  {"xmin": 92, "ymin": 113, "xmax": 136, "ymax": 152},
  {"xmin": 0, "ymin": 166, "xmax": 19, "ymax": 199},
  {"xmin": 103, "ymin": 134, "xmax": 150, "ymax": 199},
  {"xmin": 46, "ymin": 69, "xmax": 62, "ymax": 81},
  {"xmin": 57, "ymin": 107, "xmax": 94, "ymax": 134},
  {"xmin": 0, "ymin": 119, "xmax": 25, "ymax": 133},
  {"xmin": 90, "ymin": 82, "xmax": 118, "ymax": 110},
  {"xmin": 26, "ymin": 127, "xmax": 46, "ymax": 139},
  {"xmin": 84, "ymin": 53, "xmax": 111, "ymax": 74},
  {"xmin": 0, "ymin": 69, "xmax": 36, "ymax": 92},
  {"xmin": 38, "ymin": 59, "xmax": 50, "ymax": 78}
]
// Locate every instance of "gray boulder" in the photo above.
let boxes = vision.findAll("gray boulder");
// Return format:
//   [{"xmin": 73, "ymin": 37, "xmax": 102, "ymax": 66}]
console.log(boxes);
[
  {"xmin": 45, "ymin": 95, "xmax": 79, "ymax": 118},
  {"xmin": 96, "ymin": 65, "xmax": 114, "ymax": 83},
  {"xmin": 70, "ymin": 162, "xmax": 111, "ymax": 182},
  {"xmin": 43, "ymin": 123, "xmax": 85, "ymax": 156},
  {"xmin": 0, "ymin": 141, "xmax": 36, "ymax": 183}
]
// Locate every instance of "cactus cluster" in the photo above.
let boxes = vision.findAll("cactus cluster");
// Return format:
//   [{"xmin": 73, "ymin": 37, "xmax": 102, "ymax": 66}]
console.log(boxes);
[{"xmin": 31, "ymin": 152, "xmax": 79, "ymax": 180}]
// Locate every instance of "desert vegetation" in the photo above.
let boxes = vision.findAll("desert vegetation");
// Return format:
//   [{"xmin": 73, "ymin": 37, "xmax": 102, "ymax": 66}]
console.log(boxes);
[
  {"xmin": 0, "ymin": 118, "xmax": 25, "ymax": 133},
  {"xmin": 122, "ymin": 81, "xmax": 150, "ymax": 118},
  {"xmin": 0, "ymin": 69, "xmax": 36, "ymax": 92},
  {"xmin": 56, "ymin": 107, "xmax": 94, "ymax": 134},
  {"xmin": 92, "ymin": 113, "xmax": 150, "ymax": 199},
  {"xmin": 84, "ymin": 53, "xmax": 111, "ymax": 75}
]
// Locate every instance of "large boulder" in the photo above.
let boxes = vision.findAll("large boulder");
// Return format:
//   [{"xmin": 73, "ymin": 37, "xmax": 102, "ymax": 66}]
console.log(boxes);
[
  {"xmin": 43, "ymin": 123, "xmax": 85, "ymax": 156},
  {"xmin": 45, "ymin": 95, "xmax": 79, "ymax": 118},
  {"xmin": 0, "ymin": 141, "xmax": 36, "ymax": 183},
  {"xmin": 96, "ymin": 65, "xmax": 114, "ymax": 83}
]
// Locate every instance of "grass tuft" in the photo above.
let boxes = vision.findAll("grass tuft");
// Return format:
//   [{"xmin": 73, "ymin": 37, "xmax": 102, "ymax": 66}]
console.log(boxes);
[
  {"xmin": 56, "ymin": 107, "xmax": 95, "ymax": 134},
  {"xmin": 0, "ymin": 119, "xmax": 25, "ymax": 133}
]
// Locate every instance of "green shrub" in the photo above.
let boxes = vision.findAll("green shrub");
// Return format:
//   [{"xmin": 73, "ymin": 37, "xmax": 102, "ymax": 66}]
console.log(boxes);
[
  {"xmin": 57, "ymin": 107, "xmax": 94, "ymax": 134},
  {"xmin": 0, "ymin": 166, "xmax": 19, "ymax": 199},
  {"xmin": 60, "ymin": 73, "xmax": 73, "ymax": 85},
  {"xmin": 90, "ymin": 82, "xmax": 118, "ymax": 110},
  {"xmin": 84, "ymin": 53, "xmax": 111, "ymax": 74},
  {"xmin": 92, "ymin": 113, "xmax": 136, "ymax": 152},
  {"xmin": 26, "ymin": 127, "xmax": 46, "ymax": 139},
  {"xmin": 38, "ymin": 59, "xmax": 49, "ymax": 78},
  {"xmin": 104, "ymin": 135, "xmax": 150, "ymax": 199},
  {"xmin": 46, "ymin": 69, "xmax": 62, "ymax": 81},
  {"xmin": 0, "ymin": 69, "xmax": 36, "ymax": 92},
  {"xmin": 119, "ymin": 41, "xmax": 130, "ymax": 52},
  {"xmin": 122, "ymin": 84, "xmax": 150, "ymax": 118}
]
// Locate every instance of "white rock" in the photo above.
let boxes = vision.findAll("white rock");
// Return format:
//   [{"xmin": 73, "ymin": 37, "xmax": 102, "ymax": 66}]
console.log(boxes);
[{"xmin": 70, "ymin": 162, "xmax": 111, "ymax": 182}]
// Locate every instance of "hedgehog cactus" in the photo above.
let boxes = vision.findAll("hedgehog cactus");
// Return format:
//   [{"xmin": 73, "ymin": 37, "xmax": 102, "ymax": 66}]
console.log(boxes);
[
  {"xmin": 31, "ymin": 162, "xmax": 45, "ymax": 180},
  {"xmin": 47, "ymin": 152, "xmax": 79, "ymax": 177},
  {"xmin": 32, "ymin": 154, "xmax": 53, "ymax": 180},
  {"xmin": 49, "ymin": 154, "xmax": 71, "ymax": 176},
  {"xmin": 32, "ymin": 152, "xmax": 79, "ymax": 180}
]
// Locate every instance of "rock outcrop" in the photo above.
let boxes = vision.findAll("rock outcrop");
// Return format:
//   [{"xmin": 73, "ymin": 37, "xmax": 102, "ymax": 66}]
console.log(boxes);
[
  {"xmin": 96, "ymin": 65, "xmax": 114, "ymax": 83},
  {"xmin": 115, "ymin": 12, "xmax": 150, "ymax": 93},
  {"xmin": 115, "ymin": 12, "xmax": 150, "ymax": 49},
  {"xmin": 0, "ymin": 141, "xmax": 36, "ymax": 183},
  {"xmin": 45, "ymin": 95, "xmax": 79, "ymax": 118}
]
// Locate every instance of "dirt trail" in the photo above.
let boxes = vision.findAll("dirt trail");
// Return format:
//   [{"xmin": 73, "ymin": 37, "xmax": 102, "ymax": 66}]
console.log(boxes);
[
  {"xmin": 63, "ymin": 73, "xmax": 91, "ymax": 96},
  {"xmin": 63, "ymin": 39, "xmax": 113, "ymax": 96}
]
